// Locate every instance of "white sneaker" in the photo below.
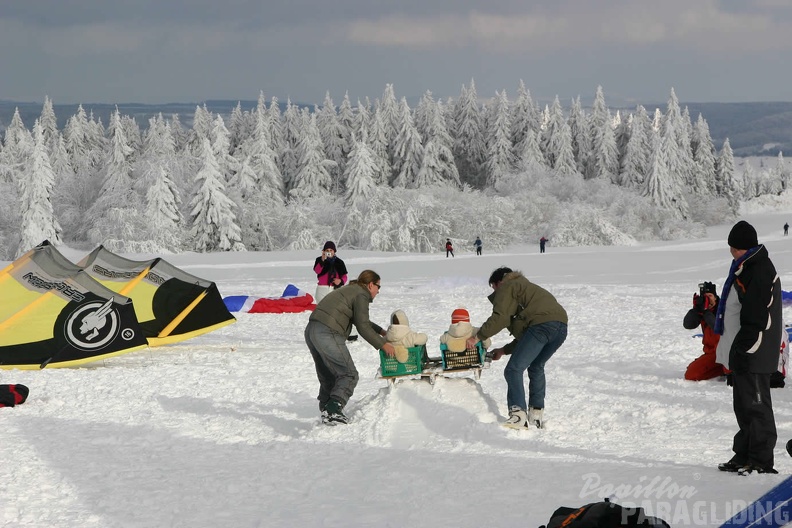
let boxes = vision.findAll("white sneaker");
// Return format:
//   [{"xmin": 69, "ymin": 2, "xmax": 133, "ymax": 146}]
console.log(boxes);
[
  {"xmin": 528, "ymin": 407, "xmax": 544, "ymax": 429},
  {"xmin": 503, "ymin": 406, "xmax": 529, "ymax": 429}
]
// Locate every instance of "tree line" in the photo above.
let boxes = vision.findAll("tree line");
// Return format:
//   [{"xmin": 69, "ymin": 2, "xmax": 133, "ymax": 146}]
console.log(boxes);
[{"xmin": 0, "ymin": 82, "xmax": 787, "ymax": 259}]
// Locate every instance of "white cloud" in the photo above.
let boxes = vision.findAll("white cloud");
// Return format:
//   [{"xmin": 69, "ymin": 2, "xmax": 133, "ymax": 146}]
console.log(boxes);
[{"xmin": 342, "ymin": 1, "xmax": 791, "ymax": 53}]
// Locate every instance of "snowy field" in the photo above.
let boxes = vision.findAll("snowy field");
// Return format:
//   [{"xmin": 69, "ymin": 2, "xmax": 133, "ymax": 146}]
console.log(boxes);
[{"xmin": 3, "ymin": 209, "xmax": 792, "ymax": 527}]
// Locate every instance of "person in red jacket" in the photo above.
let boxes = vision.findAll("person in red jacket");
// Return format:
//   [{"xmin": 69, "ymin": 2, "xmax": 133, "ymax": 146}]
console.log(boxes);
[
  {"xmin": 445, "ymin": 238, "xmax": 454, "ymax": 258},
  {"xmin": 683, "ymin": 281, "xmax": 726, "ymax": 381}
]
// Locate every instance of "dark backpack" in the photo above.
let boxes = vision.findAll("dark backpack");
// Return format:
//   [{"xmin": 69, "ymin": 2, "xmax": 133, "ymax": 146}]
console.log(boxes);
[
  {"xmin": 0, "ymin": 384, "xmax": 29, "ymax": 408},
  {"xmin": 542, "ymin": 499, "xmax": 670, "ymax": 528}
]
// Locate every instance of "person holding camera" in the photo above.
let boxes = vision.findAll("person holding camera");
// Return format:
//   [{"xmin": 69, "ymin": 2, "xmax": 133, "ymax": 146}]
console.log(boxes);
[
  {"xmin": 313, "ymin": 241, "xmax": 348, "ymax": 304},
  {"xmin": 683, "ymin": 281, "xmax": 725, "ymax": 381}
]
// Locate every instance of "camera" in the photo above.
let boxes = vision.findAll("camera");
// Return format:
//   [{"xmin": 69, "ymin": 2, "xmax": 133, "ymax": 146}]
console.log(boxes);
[
  {"xmin": 325, "ymin": 251, "xmax": 333, "ymax": 259},
  {"xmin": 698, "ymin": 281, "xmax": 716, "ymax": 297},
  {"xmin": 696, "ymin": 281, "xmax": 717, "ymax": 310}
]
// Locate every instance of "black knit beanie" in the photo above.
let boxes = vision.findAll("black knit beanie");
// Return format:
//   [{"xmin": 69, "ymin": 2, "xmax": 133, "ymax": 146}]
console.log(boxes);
[{"xmin": 728, "ymin": 221, "xmax": 758, "ymax": 250}]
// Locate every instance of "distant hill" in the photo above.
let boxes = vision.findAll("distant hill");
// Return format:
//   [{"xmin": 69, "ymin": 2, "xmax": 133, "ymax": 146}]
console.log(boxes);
[
  {"xmin": 683, "ymin": 102, "xmax": 792, "ymax": 156},
  {"xmin": 0, "ymin": 99, "xmax": 790, "ymax": 157}
]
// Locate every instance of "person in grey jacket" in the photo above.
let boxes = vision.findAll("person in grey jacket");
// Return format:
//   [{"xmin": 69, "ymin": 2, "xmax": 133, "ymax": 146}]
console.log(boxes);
[
  {"xmin": 467, "ymin": 267, "xmax": 568, "ymax": 429},
  {"xmin": 716, "ymin": 221, "xmax": 782, "ymax": 475},
  {"xmin": 305, "ymin": 269, "xmax": 395, "ymax": 425}
]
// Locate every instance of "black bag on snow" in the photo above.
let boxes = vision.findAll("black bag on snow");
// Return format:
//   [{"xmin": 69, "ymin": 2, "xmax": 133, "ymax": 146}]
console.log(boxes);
[
  {"xmin": 541, "ymin": 498, "xmax": 670, "ymax": 528},
  {"xmin": 0, "ymin": 384, "xmax": 29, "ymax": 408}
]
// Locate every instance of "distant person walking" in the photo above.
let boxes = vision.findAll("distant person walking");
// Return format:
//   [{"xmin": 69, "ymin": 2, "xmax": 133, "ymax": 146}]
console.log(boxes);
[
  {"xmin": 784, "ymin": 223, "xmax": 789, "ymax": 236},
  {"xmin": 445, "ymin": 238, "xmax": 454, "ymax": 258},
  {"xmin": 539, "ymin": 237, "xmax": 548, "ymax": 254},
  {"xmin": 474, "ymin": 237, "xmax": 482, "ymax": 256}
]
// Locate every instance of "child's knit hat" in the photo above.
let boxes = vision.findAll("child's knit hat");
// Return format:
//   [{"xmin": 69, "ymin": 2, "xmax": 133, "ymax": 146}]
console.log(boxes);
[{"xmin": 451, "ymin": 308, "xmax": 470, "ymax": 324}]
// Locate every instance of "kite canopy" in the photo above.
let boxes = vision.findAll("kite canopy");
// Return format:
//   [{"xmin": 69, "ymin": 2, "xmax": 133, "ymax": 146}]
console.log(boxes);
[
  {"xmin": 224, "ymin": 284, "xmax": 315, "ymax": 313},
  {"xmin": 77, "ymin": 246, "xmax": 235, "ymax": 346},
  {"xmin": 0, "ymin": 241, "xmax": 148, "ymax": 369}
]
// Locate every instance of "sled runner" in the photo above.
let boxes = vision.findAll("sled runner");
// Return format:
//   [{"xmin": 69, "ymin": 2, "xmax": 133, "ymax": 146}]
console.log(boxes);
[{"xmin": 377, "ymin": 343, "xmax": 491, "ymax": 385}]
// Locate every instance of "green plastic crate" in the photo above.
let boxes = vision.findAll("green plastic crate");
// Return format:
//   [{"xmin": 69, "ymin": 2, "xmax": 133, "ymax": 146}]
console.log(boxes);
[
  {"xmin": 379, "ymin": 344, "xmax": 427, "ymax": 377},
  {"xmin": 440, "ymin": 342, "xmax": 486, "ymax": 370}
]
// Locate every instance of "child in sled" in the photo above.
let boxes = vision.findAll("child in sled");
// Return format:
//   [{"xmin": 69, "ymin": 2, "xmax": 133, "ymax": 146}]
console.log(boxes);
[
  {"xmin": 385, "ymin": 310, "xmax": 428, "ymax": 363},
  {"xmin": 439, "ymin": 308, "xmax": 491, "ymax": 352}
]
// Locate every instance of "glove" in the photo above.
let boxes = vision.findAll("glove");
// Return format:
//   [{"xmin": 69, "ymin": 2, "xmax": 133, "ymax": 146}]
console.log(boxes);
[
  {"xmin": 726, "ymin": 373, "xmax": 734, "ymax": 387},
  {"xmin": 730, "ymin": 352, "xmax": 750, "ymax": 374}
]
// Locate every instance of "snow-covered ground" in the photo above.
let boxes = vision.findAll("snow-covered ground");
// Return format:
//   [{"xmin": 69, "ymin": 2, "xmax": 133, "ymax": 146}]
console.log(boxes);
[{"xmin": 3, "ymin": 210, "xmax": 792, "ymax": 527}]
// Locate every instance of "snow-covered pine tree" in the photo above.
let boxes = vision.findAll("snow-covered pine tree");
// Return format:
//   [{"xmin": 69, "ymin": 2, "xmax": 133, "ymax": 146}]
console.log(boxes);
[
  {"xmin": 511, "ymin": 80, "xmax": 541, "ymax": 155},
  {"xmin": 587, "ymin": 86, "xmax": 617, "ymax": 181},
  {"xmin": 379, "ymin": 84, "xmax": 401, "ymax": 163},
  {"xmin": 548, "ymin": 118, "xmax": 577, "ymax": 176},
  {"xmin": 1, "ymin": 109, "xmax": 32, "ymax": 187},
  {"xmin": 86, "ymin": 108, "xmax": 139, "ymax": 235},
  {"xmin": 414, "ymin": 93, "xmax": 459, "ymax": 187},
  {"xmin": 146, "ymin": 166, "xmax": 184, "ymax": 250},
  {"xmin": 742, "ymin": 161, "xmax": 759, "ymax": 199},
  {"xmin": 483, "ymin": 90, "xmax": 515, "ymax": 186},
  {"xmin": 290, "ymin": 114, "xmax": 335, "ymax": 200},
  {"xmin": 17, "ymin": 120, "xmax": 62, "ymax": 257},
  {"xmin": 773, "ymin": 152, "xmax": 790, "ymax": 192},
  {"xmin": 690, "ymin": 114, "xmax": 717, "ymax": 196},
  {"xmin": 120, "ymin": 115, "xmax": 142, "ymax": 160},
  {"xmin": 189, "ymin": 138, "xmax": 244, "ymax": 252},
  {"xmin": 344, "ymin": 134, "xmax": 378, "ymax": 209},
  {"xmin": 187, "ymin": 104, "xmax": 212, "ymax": 155},
  {"xmin": 228, "ymin": 102, "xmax": 247, "ymax": 154},
  {"xmin": 613, "ymin": 111, "xmax": 631, "ymax": 169},
  {"xmin": 568, "ymin": 96, "xmax": 591, "ymax": 177},
  {"xmin": 515, "ymin": 129, "xmax": 546, "ymax": 173},
  {"xmin": 715, "ymin": 138, "xmax": 738, "ymax": 213},
  {"xmin": 211, "ymin": 115, "xmax": 238, "ymax": 184},
  {"xmin": 453, "ymin": 79, "xmax": 486, "ymax": 187},
  {"xmin": 317, "ymin": 92, "xmax": 349, "ymax": 191},
  {"xmin": 643, "ymin": 129, "xmax": 682, "ymax": 218},
  {"xmin": 367, "ymin": 109, "xmax": 391, "ymax": 185},
  {"xmin": 242, "ymin": 106, "xmax": 284, "ymax": 202},
  {"xmin": 542, "ymin": 96, "xmax": 576, "ymax": 175},
  {"xmin": 39, "ymin": 96, "xmax": 59, "ymax": 155},
  {"xmin": 169, "ymin": 113, "xmax": 189, "ymax": 152},
  {"xmin": 279, "ymin": 99, "xmax": 302, "ymax": 192},
  {"xmin": 353, "ymin": 98, "xmax": 372, "ymax": 143},
  {"xmin": 392, "ymin": 98, "xmax": 424, "ymax": 189},
  {"xmin": 267, "ymin": 97, "xmax": 284, "ymax": 166},
  {"xmin": 619, "ymin": 106, "xmax": 651, "ymax": 189},
  {"xmin": 661, "ymin": 89, "xmax": 694, "ymax": 192}
]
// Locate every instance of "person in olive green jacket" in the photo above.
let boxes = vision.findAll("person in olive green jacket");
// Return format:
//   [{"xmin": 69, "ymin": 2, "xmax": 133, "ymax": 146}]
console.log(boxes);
[
  {"xmin": 467, "ymin": 267, "xmax": 568, "ymax": 429},
  {"xmin": 305, "ymin": 269, "xmax": 395, "ymax": 425}
]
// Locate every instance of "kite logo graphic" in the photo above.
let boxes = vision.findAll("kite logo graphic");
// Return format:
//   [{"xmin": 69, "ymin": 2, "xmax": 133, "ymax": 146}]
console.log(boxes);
[{"xmin": 65, "ymin": 298, "xmax": 121, "ymax": 351}]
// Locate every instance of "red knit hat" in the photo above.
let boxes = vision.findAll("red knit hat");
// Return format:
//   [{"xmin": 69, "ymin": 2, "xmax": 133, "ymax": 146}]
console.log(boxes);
[{"xmin": 451, "ymin": 308, "xmax": 470, "ymax": 324}]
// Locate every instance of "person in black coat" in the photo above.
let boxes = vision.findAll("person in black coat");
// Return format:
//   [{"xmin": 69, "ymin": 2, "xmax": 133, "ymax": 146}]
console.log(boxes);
[{"xmin": 716, "ymin": 221, "xmax": 782, "ymax": 475}]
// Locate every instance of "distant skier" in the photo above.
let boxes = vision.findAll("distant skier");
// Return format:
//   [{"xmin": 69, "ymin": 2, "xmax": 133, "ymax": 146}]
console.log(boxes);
[
  {"xmin": 539, "ymin": 237, "xmax": 548, "ymax": 254},
  {"xmin": 474, "ymin": 237, "xmax": 482, "ymax": 256},
  {"xmin": 784, "ymin": 223, "xmax": 789, "ymax": 236},
  {"xmin": 445, "ymin": 238, "xmax": 454, "ymax": 258}
]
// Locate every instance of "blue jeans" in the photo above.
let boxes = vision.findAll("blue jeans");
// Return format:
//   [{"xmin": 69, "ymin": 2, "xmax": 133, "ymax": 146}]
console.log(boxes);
[{"xmin": 504, "ymin": 321, "xmax": 567, "ymax": 410}]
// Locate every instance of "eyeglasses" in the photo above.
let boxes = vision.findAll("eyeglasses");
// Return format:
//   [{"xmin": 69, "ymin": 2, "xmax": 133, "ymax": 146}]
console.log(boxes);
[{"xmin": 372, "ymin": 283, "xmax": 381, "ymax": 291}]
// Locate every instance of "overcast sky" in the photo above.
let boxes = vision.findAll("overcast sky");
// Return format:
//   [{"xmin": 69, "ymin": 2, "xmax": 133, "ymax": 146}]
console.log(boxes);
[{"xmin": 1, "ymin": 0, "xmax": 791, "ymax": 107}]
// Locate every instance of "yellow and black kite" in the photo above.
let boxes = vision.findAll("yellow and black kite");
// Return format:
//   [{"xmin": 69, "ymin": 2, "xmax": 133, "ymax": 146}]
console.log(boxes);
[
  {"xmin": 77, "ymin": 246, "xmax": 236, "ymax": 347},
  {"xmin": 0, "ymin": 241, "xmax": 149, "ymax": 369}
]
